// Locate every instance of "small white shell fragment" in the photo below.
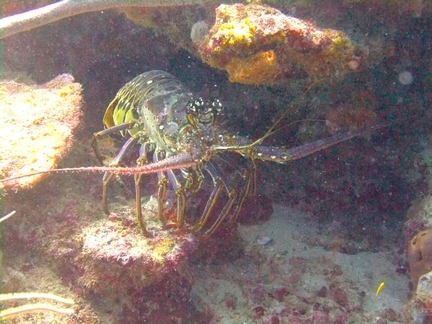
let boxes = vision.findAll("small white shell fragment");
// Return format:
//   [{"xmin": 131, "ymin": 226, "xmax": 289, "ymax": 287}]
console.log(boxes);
[{"xmin": 257, "ymin": 235, "xmax": 272, "ymax": 245}]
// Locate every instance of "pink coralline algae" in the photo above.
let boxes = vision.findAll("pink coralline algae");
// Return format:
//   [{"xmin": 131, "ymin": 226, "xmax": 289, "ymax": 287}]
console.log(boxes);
[
  {"xmin": 78, "ymin": 216, "xmax": 197, "ymax": 295},
  {"xmin": 1, "ymin": 141, "xmax": 201, "ymax": 322},
  {"xmin": 197, "ymin": 4, "xmax": 365, "ymax": 85}
]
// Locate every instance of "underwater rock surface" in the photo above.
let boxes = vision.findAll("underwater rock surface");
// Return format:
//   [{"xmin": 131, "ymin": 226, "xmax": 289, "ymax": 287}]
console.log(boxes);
[
  {"xmin": 0, "ymin": 74, "xmax": 82, "ymax": 191},
  {"xmin": 198, "ymin": 3, "xmax": 364, "ymax": 85},
  {"xmin": 0, "ymin": 0, "xmax": 431, "ymax": 322}
]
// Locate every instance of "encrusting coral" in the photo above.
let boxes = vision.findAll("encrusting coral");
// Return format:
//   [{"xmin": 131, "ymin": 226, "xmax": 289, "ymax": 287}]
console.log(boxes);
[
  {"xmin": 197, "ymin": 4, "xmax": 365, "ymax": 85},
  {"xmin": 77, "ymin": 213, "xmax": 197, "ymax": 295},
  {"xmin": 0, "ymin": 74, "xmax": 82, "ymax": 191}
]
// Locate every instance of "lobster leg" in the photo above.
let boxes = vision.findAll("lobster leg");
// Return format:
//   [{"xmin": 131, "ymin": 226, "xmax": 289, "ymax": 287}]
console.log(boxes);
[
  {"xmin": 165, "ymin": 168, "xmax": 186, "ymax": 228},
  {"xmin": 133, "ymin": 147, "xmax": 151, "ymax": 234},
  {"xmin": 91, "ymin": 121, "xmax": 136, "ymax": 164},
  {"xmin": 92, "ymin": 122, "xmax": 139, "ymax": 214},
  {"xmin": 228, "ymin": 166, "xmax": 253, "ymax": 225},
  {"xmin": 193, "ymin": 162, "xmax": 225, "ymax": 233},
  {"xmin": 200, "ymin": 161, "xmax": 240, "ymax": 237},
  {"xmin": 153, "ymin": 151, "xmax": 168, "ymax": 225},
  {"xmin": 204, "ymin": 193, "xmax": 236, "ymax": 237},
  {"xmin": 134, "ymin": 166, "xmax": 146, "ymax": 233},
  {"xmin": 156, "ymin": 175, "xmax": 168, "ymax": 225},
  {"xmin": 213, "ymin": 154, "xmax": 254, "ymax": 225},
  {"xmin": 101, "ymin": 136, "xmax": 138, "ymax": 214},
  {"xmin": 151, "ymin": 148, "xmax": 190, "ymax": 229}
]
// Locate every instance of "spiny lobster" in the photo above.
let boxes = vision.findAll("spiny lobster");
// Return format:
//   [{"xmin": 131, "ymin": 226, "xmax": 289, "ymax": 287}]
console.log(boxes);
[{"xmin": 1, "ymin": 70, "xmax": 378, "ymax": 237}]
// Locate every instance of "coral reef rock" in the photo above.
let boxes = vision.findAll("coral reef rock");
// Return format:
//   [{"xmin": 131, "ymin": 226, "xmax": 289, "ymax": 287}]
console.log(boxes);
[
  {"xmin": 412, "ymin": 270, "xmax": 432, "ymax": 323},
  {"xmin": 78, "ymin": 216, "xmax": 197, "ymax": 295},
  {"xmin": 0, "ymin": 73, "xmax": 82, "ymax": 191},
  {"xmin": 198, "ymin": 4, "xmax": 364, "ymax": 85}
]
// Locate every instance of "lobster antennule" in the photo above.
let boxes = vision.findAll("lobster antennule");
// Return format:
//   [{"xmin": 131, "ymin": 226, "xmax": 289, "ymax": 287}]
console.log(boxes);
[
  {"xmin": 253, "ymin": 125, "xmax": 382, "ymax": 163},
  {"xmin": 0, "ymin": 153, "xmax": 196, "ymax": 183}
]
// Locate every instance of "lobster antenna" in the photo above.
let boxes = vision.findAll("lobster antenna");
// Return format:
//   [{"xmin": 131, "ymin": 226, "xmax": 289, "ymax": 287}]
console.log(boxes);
[
  {"xmin": 0, "ymin": 154, "xmax": 196, "ymax": 183},
  {"xmin": 252, "ymin": 79, "xmax": 325, "ymax": 146},
  {"xmin": 259, "ymin": 118, "xmax": 327, "ymax": 142},
  {"xmin": 211, "ymin": 79, "xmax": 326, "ymax": 154}
]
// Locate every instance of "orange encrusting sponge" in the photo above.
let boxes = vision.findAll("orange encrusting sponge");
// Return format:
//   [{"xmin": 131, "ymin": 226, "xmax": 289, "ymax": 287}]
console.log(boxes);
[
  {"xmin": 225, "ymin": 50, "xmax": 279, "ymax": 85},
  {"xmin": 408, "ymin": 228, "xmax": 432, "ymax": 289}
]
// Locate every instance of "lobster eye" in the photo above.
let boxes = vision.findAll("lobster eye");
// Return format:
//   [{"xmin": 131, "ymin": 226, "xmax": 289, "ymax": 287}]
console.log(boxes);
[{"xmin": 187, "ymin": 97, "xmax": 223, "ymax": 126}]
